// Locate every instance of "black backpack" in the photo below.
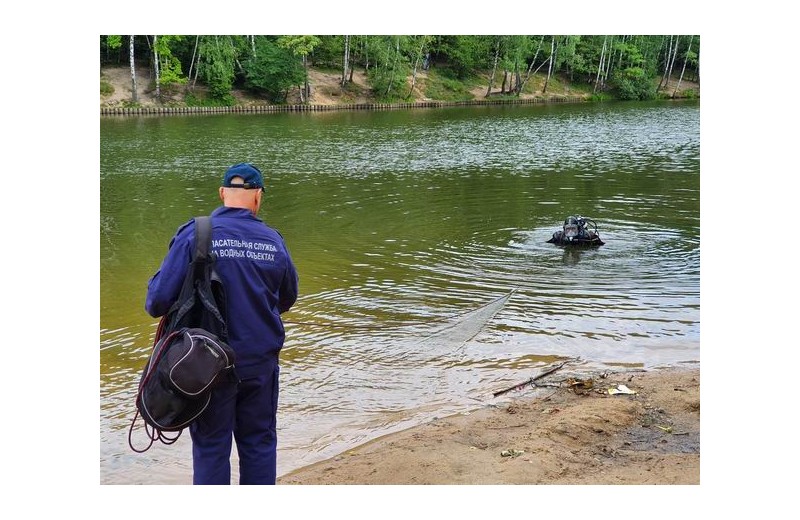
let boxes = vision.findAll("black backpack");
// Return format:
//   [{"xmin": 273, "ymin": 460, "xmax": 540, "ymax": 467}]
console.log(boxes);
[{"xmin": 128, "ymin": 216, "xmax": 236, "ymax": 453}]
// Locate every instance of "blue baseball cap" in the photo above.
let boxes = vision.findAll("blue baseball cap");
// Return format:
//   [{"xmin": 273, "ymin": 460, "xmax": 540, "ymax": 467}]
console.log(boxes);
[{"xmin": 222, "ymin": 163, "xmax": 264, "ymax": 191}]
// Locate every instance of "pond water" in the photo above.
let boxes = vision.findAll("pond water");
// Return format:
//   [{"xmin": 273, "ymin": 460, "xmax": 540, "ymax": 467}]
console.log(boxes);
[{"xmin": 100, "ymin": 99, "xmax": 700, "ymax": 484}]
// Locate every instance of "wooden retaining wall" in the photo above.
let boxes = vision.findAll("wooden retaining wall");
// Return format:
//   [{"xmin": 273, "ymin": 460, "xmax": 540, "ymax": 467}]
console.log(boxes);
[{"xmin": 100, "ymin": 96, "xmax": 589, "ymax": 116}]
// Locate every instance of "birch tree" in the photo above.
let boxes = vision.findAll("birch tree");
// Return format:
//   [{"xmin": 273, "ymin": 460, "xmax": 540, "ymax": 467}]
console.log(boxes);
[
  {"xmin": 542, "ymin": 36, "xmax": 556, "ymax": 93},
  {"xmin": 153, "ymin": 35, "xmax": 161, "ymax": 101},
  {"xmin": 363, "ymin": 35, "xmax": 370, "ymax": 73},
  {"xmin": 503, "ymin": 35, "xmax": 532, "ymax": 94},
  {"xmin": 594, "ymin": 36, "xmax": 607, "ymax": 93},
  {"xmin": 673, "ymin": 35, "xmax": 694, "ymax": 97},
  {"xmin": 149, "ymin": 36, "xmax": 186, "ymax": 101},
  {"xmin": 408, "ymin": 35, "xmax": 432, "ymax": 97},
  {"xmin": 602, "ymin": 35, "xmax": 615, "ymax": 90},
  {"xmin": 517, "ymin": 36, "xmax": 545, "ymax": 95},
  {"xmin": 342, "ymin": 35, "xmax": 350, "ymax": 86},
  {"xmin": 129, "ymin": 35, "xmax": 138, "ymax": 103},
  {"xmin": 187, "ymin": 36, "xmax": 199, "ymax": 91},
  {"xmin": 665, "ymin": 35, "xmax": 680, "ymax": 89},
  {"xmin": 385, "ymin": 36, "xmax": 401, "ymax": 97},
  {"xmin": 658, "ymin": 35, "xmax": 673, "ymax": 91},
  {"xmin": 486, "ymin": 36, "xmax": 501, "ymax": 97}
]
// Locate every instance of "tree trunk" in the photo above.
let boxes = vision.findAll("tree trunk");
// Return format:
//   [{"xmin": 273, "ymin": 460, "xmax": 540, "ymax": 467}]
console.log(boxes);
[
  {"xmin": 342, "ymin": 35, "xmax": 350, "ymax": 87},
  {"xmin": 364, "ymin": 36, "xmax": 370, "ymax": 73},
  {"xmin": 665, "ymin": 35, "xmax": 680, "ymax": 89},
  {"xmin": 486, "ymin": 38, "xmax": 500, "ymax": 97},
  {"xmin": 673, "ymin": 35, "xmax": 693, "ymax": 98},
  {"xmin": 658, "ymin": 35, "xmax": 673, "ymax": 91},
  {"xmin": 553, "ymin": 36, "xmax": 560, "ymax": 76},
  {"xmin": 350, "ymin": 37, "xmax": 356, "ymax": 82},
  {"xmin": 385, "ymin": 37, "xmax": 400, "ymax": 97},
  {"xmin": 303, "ymin": 55, "xmax": 311, "ymax": 102},
  {"xmin": 187, "ymin": 36, "xmax": 199, "ymax": 92},
  {"xmin": 594, "ymin": 36, "xmax": 607, "ymax": 93},
  {"xmin": 543, "ymin": 36, "xmax": 555, "ymax": 94},
  {"xmin": 656, "ymin": 35, "xmax": 672, "ymax": 91},
  {"xmin": 192, "ymin": 44, "xmax": 201, "ymax": 89},
  {"xmin": 518, "ymin": 36, "xmax": 545, "ymax": 95},
  {"xmin": 153, "ymin": 35, "xmax": 161, "ymax": 102},
  {"xmin": 617, "ymin": 34, "xmax": 626, "ymax": 69},
  {"xmin": 408, "ymin": 37, "xmax": 425, "ymax": 98},
  {"xmin": 129, "ymin": 35, "xmax": 138, "ymax": 103},
  {"xmin": 501, "ymin": 70, "xmax": 508, "ymax": 93},
  {"xmin": 602, "ymin": 35, "xmax": 614, "ymax": 89}
]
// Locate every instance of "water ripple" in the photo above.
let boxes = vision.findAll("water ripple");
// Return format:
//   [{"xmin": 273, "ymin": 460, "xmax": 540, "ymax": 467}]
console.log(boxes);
[{"xmin": 101, "ymin": 101, "xmax": 700, "ymax": 483}]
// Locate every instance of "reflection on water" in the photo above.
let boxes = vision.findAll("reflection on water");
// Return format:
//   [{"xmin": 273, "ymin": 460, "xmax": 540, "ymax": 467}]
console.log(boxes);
[{"xmin": 101, "ymin": 100, "xmax": 700, "ymax": 484}]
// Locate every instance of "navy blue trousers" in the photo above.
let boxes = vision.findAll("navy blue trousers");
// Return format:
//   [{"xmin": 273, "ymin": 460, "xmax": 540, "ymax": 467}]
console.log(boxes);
[{"xmin": 189, "ymin": 366, "xmax": 279, "ymax": 484}]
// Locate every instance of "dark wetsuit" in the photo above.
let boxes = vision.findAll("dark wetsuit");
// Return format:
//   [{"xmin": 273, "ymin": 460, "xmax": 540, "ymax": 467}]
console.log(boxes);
[{"xmin": 547, "ymin": 229, "xmax": 604, "ymax": 246}]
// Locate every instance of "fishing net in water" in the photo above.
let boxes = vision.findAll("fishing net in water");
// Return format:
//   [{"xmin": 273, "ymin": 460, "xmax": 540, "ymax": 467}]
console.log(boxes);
[{"xmin": 417, "ymin": 290, "xmax": 514, "ymax": 351}]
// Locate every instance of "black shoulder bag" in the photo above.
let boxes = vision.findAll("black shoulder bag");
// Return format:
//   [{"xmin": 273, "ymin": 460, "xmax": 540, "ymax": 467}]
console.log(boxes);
[{"xmin": 128, "ymin": 216, "xmax": 236, "ymax": 453}]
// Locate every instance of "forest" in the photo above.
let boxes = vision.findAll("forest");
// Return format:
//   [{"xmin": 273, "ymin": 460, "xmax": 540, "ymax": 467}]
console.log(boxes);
[{"xmin": 100, "ymin": 35, "xmax": 699, "ymax": 106}]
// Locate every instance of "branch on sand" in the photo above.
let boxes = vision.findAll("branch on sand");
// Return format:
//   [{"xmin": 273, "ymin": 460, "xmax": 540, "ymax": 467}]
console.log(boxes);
[{"xmin": 492, "ymin": 358, "xmax": 579, "ymax": 397}]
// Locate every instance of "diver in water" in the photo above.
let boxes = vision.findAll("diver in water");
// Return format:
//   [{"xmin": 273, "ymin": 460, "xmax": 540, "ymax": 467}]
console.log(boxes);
[{"xmin": 547, "ymin": 215, "xmax": 604, "ymax": 246}]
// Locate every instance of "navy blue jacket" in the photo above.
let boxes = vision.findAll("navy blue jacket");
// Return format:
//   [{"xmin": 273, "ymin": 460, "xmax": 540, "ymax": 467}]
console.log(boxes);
[{"xmin": 146, "ymin": 206, "xmax": 299, "ymax": 379}]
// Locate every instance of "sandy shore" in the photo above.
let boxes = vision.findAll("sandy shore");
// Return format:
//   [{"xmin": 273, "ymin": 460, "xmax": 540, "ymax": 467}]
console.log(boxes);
[{"xmin": 278, "ymin": 365, "xmax": 699, "ymax": 485}]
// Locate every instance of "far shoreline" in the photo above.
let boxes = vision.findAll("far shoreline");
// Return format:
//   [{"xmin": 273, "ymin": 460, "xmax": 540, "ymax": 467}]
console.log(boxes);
[
  {"xmin": 100, "ymin": 94, "xmax": 589, "ymax": 116},
  {"xmin": 100, "ymin": 95, "xmax": 699, "ymax": 117}
]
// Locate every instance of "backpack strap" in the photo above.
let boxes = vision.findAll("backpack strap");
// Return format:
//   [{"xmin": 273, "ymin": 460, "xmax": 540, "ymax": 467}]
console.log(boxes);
[
  {"xmin": 191, "ymin": 216, "xmax": 212, "ymax": 279},
  {"xmin": 194, "ymin": 216, "xmax": 212, "ymax": 263}
]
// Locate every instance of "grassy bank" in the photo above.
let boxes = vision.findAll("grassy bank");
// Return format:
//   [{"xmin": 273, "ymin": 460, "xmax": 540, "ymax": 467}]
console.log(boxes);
[{"xmin": 100, "ymin": 65, "xmax": 699, "ymax": 110}]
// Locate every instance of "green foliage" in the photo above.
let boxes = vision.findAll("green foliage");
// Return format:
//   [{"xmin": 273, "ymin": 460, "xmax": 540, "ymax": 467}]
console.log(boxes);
[
  {"xmin": 565, "ymin": 79, "xmax": 594, "ymax": 95},
  {"xmin": 368, "ymin": 61, "xmax": 411, "ymax": 102},
  {"xmin": 154, "ymin": 36, "xmax": 188, "ymax": 92},
  {"xmin": 197, "ymin": 36, "xmax": 237, "ymax": 102},
  {"xmin": 183, "ymin": 92, "xmax": 201, "ymax": 106},
  {"xmin": 558, "ymin": 35, "xmax": 580, "ymax": 73},
  {"xmin": 105, "ymin": 36, "xmax": 122, "ymax": 49},
  {"xmin": 611, "ymin": 67, "xmax": 656, "ymax": 100},
  {"xmin": 184, "ymin": 91, "xmax": 235, "ymax": 107},
  {"xmin": 99, "ymin": 35, "xmax": 699, "ymax": 107},
  {"xmin": 100, "ymin": 80, "xmax": 114, "ymax": 96},
  {"xmin": 360, "ymin": 36, "xmax": 415, "ymax": 102},
  {"xmin": 590, "ymin": 92, "xmax": 612, "ymax": 102},
  {"xmin": 243, "ymin": 38, "xmax": 305, "ymax": 103},
  {"xmin": 312, "ymin": 36, "xmax": 345, "ymax": 68},
  {"xmin": 158, "ymin": 56, "xmax": 188, "ymax": 92},
  {"xmin": 434, "ymin": 35, "xmax": 493, "ymax": 79},
  {"xmin": 101, "ymin": 35, "xmax": 126, "ymax": 65},
  {"xmin": 423, "ymin": 69, "xmax": 475, "ymax": 101},
  {"xmin": 277, "ymin": 35, "xmax": 322, "ymax": 58}
]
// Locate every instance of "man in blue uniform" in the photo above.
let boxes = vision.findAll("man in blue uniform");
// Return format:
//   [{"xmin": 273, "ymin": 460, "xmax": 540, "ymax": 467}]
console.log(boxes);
[{"xmin": 145, "ymin": 163, "xmax": 299, "ymax": 484}]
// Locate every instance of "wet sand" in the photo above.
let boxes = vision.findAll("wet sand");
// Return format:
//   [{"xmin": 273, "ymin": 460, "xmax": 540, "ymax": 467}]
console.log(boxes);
[{"xmin": 279, "ymin": 365, "xmax": 700, "ymax": 485}]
